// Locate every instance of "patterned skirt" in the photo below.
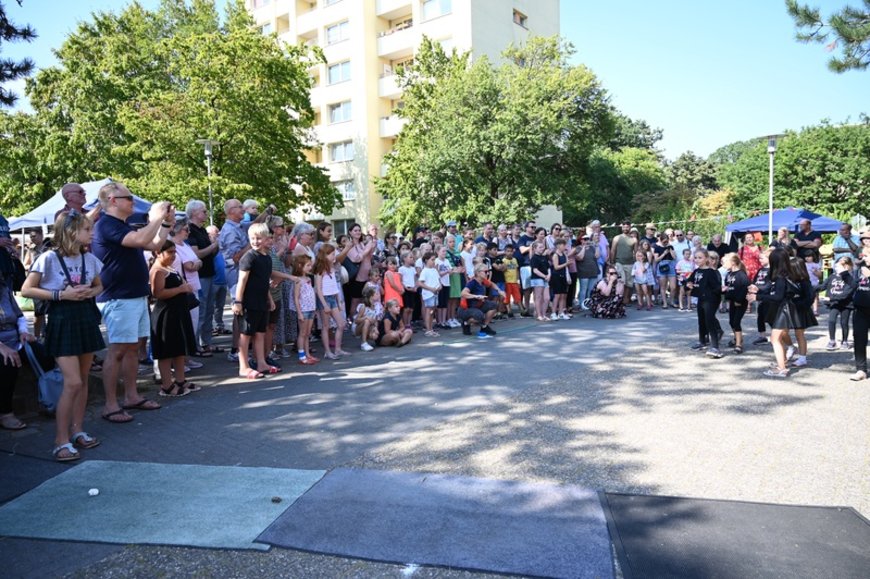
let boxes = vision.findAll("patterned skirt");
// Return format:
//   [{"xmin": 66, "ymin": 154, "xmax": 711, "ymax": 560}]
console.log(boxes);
[
  {"xmin": 45, "ymin": 299, "xmax": 105, "ymax": 357},
  {"xmin": 274, "ymin": 281, "xmax": 298, "ymax": 345}
]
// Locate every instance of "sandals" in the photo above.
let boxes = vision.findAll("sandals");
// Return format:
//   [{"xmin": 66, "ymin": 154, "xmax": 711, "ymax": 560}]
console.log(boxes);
[
  {"xmin": 201, "ymin": 345, "xmax": 225, "ymax": 354},
  {"xmin": 0, "ymin": 413, "xmax": 26, "ymax": 431},
  {"xmin": 193, "ymin": 349, "xmax": 213, "ymax": 358},
  {"xmin": 53, "ymin": 443, "xmax": 81, "ymax": 462},
  {"xmin": 101, "ymin": 409, "xmax": 134, "ymax": 423},
  {"xmin": 240, "ymin": 368, "xmax": 265, "ymax": 379},
  {"xmin": 159, "ymin": 383, "xmax": 190, "ymax": 397},
  {"xmin": 121, "ymin": 398, "xmax": 162, "ymax": 410},
  {"xmin": 72, "ymin": 432, "xmax": 101, "ymax": 449},
  {"xmin": 174, "ymin": 380, "xmax": 202, "ymax": 392},
  {"xmin": 256, "ymin": 365, "xmax": 281, "ymax": 374}
]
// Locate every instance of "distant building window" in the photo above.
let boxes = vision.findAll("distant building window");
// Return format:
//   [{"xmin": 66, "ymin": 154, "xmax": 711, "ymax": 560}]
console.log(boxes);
[
  {"xmin": 327, "ymin": 61, "xmax": 351, "ymax": 85},
  {"xmin": 326, "ymin": 20, "xmax": 349, "ymax": 45},
  {"xmin": 330, "ymin": 141, "xmax": 354, "ymax": 163},
  {"xmin": 335, "ymin": 180, "xmax": 356, "ymax": 201},
  {"xmin": 513, "ymin": 10, "xmax": 528, "ymax": 28},
  {"xmin": 422, "ymin": 0, "xmax": 451, "ymax": 21},
  {"xmin": 261, "ymin": 22, "xmax": 273, "ymax": 35},
  {"xmin": 328, "ymin": 100, "xmax": 352, "ymax": 124}
]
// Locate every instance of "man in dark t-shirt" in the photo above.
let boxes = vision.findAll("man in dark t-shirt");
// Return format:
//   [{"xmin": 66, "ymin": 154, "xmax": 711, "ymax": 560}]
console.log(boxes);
[
  {"xmin": 707, "ymin": 234, "xmax": 730, "ymax": 260},
  {"xmin": 791, "ymin": 219, "xmax": 822, "ymax": 262},
  {"xmin": 91, "ymin": 182, "xmax": 174, "ymax": 422},
  {"xmin": 186, "ymin": 200, "xmax": 220, "ymax": 351}
]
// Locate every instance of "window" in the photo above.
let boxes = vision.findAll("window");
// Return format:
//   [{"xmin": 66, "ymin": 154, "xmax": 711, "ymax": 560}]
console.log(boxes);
[
  {"xmin": 513, "ymin": 10, "xmax": 528, "ymax": 28},
  {"xmin": 252, "ymin": 0, "xmax": 271, "ymax": 8},
  {"xmin": 327, "ymin": 61, "xmax": 351, "ymax": 84},
  {"xmin": 422, "ymin": 0, "xmax": 451, "ymax": 20},
  {"xmin": 328, "ymin": 100, "xmax": 352, "ymax": 124},
  {"xmin": 335, "ymin": 180, "xmax": 356, "ymax": 201},
  {"xmin": 329, "ymin": 141, "xmax": 354, "ymax": 163},
  {"xmin": 325, "ymin": 0, "xmax": 343, "ymax": 5},
  {"xmin": 260, "ymin": 22, "xmax": 273, "ymax": 35},
  {"xmin": 326, "ymin": 20, "xmax": 349, "ymax": 45}
]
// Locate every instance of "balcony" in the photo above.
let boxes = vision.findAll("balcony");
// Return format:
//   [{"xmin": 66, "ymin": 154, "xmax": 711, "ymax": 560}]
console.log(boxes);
[
  {"xmin": 296, "ymin": 8, "xmax": 318, "ymax": 35},
  {"xmin": 377, "ymin": 24, "xmax": 414, "ymax": 60},
  {"xmin": 378, "ymin": 74, "xmax": 402, "ymax": 99},
  {"xmin": 376, "ymin": 0, "xmax": 411, "ymax": 19},
  {"xmin": 380, "ymin": 114, "xmax": 407, "ymax": 138}
]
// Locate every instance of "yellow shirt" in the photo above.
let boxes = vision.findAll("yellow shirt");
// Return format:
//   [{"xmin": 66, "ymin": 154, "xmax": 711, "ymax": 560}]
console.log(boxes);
[{"xmin": 503, "ymin": 257, "xmax": 519, "ymax": 283}]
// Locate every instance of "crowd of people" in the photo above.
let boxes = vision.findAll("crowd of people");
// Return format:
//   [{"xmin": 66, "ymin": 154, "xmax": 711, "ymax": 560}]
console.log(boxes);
[{"xmin": 0, "ymin": 181, "xmax": 868, "ymax": 461}]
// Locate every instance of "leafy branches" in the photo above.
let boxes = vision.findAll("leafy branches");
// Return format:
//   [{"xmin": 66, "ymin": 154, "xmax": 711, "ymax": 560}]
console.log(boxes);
[{"xmin": 786, "ymin": 0, "xmax": 870, "ymax": 72}]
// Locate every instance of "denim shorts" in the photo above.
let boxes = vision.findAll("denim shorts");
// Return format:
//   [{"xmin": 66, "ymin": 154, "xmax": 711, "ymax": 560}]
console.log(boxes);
[
  {"xmin": 99, "ymin": 297, "xmax": 150, "ymax": 343},
  {"xmin": 423, "ymin": 296, "xmax": 437, "ymax": 308},
  {"xmin": 322, "ymin": 294, "xmax": 340, "ymax": 310},
  {"xmin": 530, "ymin": 278, "xmax": 546, "ymax": 288},
  {"xmin": 300, "ymin": 310, "xmax": 315, "ymax": 320}
]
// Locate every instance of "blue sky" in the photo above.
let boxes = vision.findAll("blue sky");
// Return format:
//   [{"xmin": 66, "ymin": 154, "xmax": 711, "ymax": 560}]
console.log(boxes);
[{"xmin": 3, "ymin": 0, "xmax": 868, "ymax": 159}]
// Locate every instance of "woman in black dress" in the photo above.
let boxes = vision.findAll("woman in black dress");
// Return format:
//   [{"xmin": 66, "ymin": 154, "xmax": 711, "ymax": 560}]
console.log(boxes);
[{"xmin": 150, "ymin": 240, "xmax": 199, "ymax": 396}]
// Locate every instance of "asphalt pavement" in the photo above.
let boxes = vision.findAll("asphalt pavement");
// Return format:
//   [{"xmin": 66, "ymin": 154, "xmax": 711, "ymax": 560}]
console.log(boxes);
[{"xmin": 1, "ymin": 305, "xmax": 866, "ymax": 578}]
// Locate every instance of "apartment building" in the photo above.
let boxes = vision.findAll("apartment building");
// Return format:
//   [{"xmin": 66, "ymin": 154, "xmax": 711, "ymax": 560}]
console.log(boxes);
[{"xmin": 248, "ymin": 0, "xmax": 560, "ymax": 233}]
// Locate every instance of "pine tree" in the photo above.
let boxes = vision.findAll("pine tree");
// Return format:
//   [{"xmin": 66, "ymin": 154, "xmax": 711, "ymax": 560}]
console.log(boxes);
[
  {"xmin": 786, "ymin": 0, "xmax": 870, "ymax": 72},
  {"xmin": 0, "ymin": 0, "xmax": 36, "ymax": 107}
]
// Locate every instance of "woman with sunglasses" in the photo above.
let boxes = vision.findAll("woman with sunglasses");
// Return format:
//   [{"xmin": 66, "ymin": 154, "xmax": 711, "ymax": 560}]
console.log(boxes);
[{"xmin": 588, "ymin": 266, "xmax": 626, "ymax": 319}]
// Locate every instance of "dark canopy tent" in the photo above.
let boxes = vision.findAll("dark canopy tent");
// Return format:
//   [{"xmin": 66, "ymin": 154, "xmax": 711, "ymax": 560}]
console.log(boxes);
[{"xmin": 725, "ymin": 208, "xmax": 843, "ymax": 234}]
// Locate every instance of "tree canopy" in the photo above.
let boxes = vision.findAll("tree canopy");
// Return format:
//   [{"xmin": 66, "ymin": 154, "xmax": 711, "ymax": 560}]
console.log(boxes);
[
  {"xmin": 786, "ymin": 0, "xmax": 870, "ymax": 72},
  {"xmin": 0, "ymin": 0, "xmax": 340, "ymax": 218},
  {"xmin": 0, "ymin": 0, "xmax": 36, "ymax": 107},
  {"xmin": 377, "ymin": 36, "xmax": 613, "ymax": 231}
]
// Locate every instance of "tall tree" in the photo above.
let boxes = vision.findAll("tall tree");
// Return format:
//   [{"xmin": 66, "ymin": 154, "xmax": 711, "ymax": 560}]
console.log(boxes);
[
  {"xmin": 377, "ymin": 36, "xmax": 613, "ymax": 231},
  {"xmin": 786, "ymin": 0, "xmax": 870, "ymax": 72},
  {"xmin": 607, "ymin": 113, "xmax": 663, "ymax": 152},
  {"xmin": 1, "ymin": 0, "xmax": 340, "ymax": 217},
  {"xmin": 0, "ymin": 0, "xmax": 36, "ymax": 107}
]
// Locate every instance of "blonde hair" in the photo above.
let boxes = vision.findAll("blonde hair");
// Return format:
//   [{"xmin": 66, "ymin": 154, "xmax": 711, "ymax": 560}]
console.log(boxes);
[
  {"xmin": 247, "ymin": 223, "xmax": 271, "ymax": 239},
  {"xmin": 98, "ymin": 181, "xmax": 129, "ymax": 210},
  {"xmin": 52, "ymin": 211, "xmax": 91, "ymax": 257}
]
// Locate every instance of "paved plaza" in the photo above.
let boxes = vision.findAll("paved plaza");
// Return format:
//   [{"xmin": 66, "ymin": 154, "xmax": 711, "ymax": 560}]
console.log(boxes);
[{"xmin": 1, "ymin": 307, "xmax": 867, "ymax": 578}]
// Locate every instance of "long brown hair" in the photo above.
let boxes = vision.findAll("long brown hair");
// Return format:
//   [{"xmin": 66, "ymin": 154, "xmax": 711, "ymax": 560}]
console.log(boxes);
[{"xmin": 313, "ymin": 244, "xmax": 335, "ymax": 276}]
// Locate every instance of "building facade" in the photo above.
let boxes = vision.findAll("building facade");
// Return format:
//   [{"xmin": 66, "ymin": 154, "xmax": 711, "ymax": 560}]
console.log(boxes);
[{"xmin": 248, "ymin": 0, "xmax": 560, "ymax": 234}]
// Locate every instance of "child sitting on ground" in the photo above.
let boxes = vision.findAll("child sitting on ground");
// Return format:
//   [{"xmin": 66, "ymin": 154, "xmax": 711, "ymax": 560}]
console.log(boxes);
[
  {"xmin": 354, "ymin": 286, "xmax": 383, "ymax": 351},
  {"xmin": 379, "ymin": 299, "xmax": 413, "ymax": 347}
]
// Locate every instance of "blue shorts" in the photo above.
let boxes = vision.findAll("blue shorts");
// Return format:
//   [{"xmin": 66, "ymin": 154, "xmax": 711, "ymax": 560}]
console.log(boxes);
[
  {"xmin": 300, "ymin": 310, "xmax": 315, "ymax": 320},
  {"xmin": 99, "ymin": 297, "xmax": 150, "ymax": 344},
  {"xmin": 530, "ymin": 278, "xmax": 546, "ymax": 288},
  {"xmin": 321, "ymin": 294, "xmax": 340, "ymax": 310},
  {"xmin": 423, "ymin": 296, "xmax": 437, "ymax": 308}
]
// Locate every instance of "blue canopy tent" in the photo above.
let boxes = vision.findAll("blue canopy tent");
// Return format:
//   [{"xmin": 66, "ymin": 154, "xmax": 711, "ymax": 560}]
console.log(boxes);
[
  {"xmin": 8, "ymin": 178, "xmax": 152, "ymax": 230},
  {"xmin": 724, "ymin": 208, "xmax": 843, "ymax": 234}
]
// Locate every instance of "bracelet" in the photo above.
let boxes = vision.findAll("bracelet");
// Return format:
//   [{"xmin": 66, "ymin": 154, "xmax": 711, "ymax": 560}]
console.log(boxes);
[
  {"xmin": 232, "ymin": 300, "xmax": 242, "ymax": 305},
  {"xmin": 161, "ymin": 222, "xmax": 171, "ymax": 228},
  {"xmin": 53, "ymin": 289, "xmax": 60, "ymax": 301}
]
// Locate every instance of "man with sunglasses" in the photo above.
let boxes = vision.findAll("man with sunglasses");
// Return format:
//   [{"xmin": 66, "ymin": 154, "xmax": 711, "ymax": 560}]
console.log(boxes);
[
  {"xmin": 92, "ymin": 182, "xmax": 176, "ymax": 423},
  {"xmin": 54, "ymin": 182, "xmax": 102, "ymax": 223},
  {"xmin": 517, "ymin": 220, "xmax": 537, "ymax": 316}
]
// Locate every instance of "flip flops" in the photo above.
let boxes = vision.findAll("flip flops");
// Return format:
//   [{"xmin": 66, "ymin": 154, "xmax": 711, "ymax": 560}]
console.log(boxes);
[
  {"xmin": 257, "ymin": 365, "xmax": 281, "ymax": 374},
  {"xmin": 121, "ymin": 398, "xmax": 162, "ymax": 410},
  {"xmin": 159, "ymin": 383, "xmax": 190, "ymax": 397},
  {"xmin": 101, "ymin": 409, "xmax": 134, "ymax": 424},
  {"xmin": 240, "ymin": 369, "xmax": 265, "ymax": 379}
]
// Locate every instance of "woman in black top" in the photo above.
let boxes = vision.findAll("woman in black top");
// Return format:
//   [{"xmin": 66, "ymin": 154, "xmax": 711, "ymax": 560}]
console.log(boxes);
[
  {"xmin": 850, "ymin": 246, "xmax": 870, "ymax": 381},
  {"xmin": 722, "ymin": 253, "xmax": 750, "ymax": 353},
  {"xmin": 653, "ymin": 233, "xmax": 677, "ymax": 308}
]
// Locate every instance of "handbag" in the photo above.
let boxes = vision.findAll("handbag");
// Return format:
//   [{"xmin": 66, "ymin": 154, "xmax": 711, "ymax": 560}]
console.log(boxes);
[
  {"xmin": 179, "ymin": 266, "xmax": 200, "ymax": 310},
  {"xmin": 342, "ymin": 256, "xmax": 360, "ymax": 281},
  {"xmin": 658, "ymin": 262, "xmax": 670, "ymax": 275},
  {"xmin": 23, "ymin": 341, "xmax": 63, "ymax": 414}
]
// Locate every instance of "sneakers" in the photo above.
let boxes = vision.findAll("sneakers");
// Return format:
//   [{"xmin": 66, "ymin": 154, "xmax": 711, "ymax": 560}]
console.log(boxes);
[
  {"xmin": 186, "ymin": 359, "xmax": 204, "ymax": 370},
  {"xmin": 752, "ymin": 336, "xmax": 768, "ymax": 346},
  {"xmin": 476, "ymin": 331, "xmax": 492, "ymax": 340},
  {"xmin": 549, "ymin": 313, "xmax": 559, "ymax": 321},
  {"xmin": 841, "ymin": 341, "xmax": 853, "ymax": 349},
  {"xmin": 448, "ymin": 319, "xmax": 462, "ymax": 328},
  {"xmin": 825, "ymin": 340, "xmax": 838, "ymax": 351},
  {"xmin": 705, "ymin": 347, "xmax": 723, "ymax": 359},
  {"xmin": 559, "ymin": 313, "xmax": 571, "ymax": 320},
  {"xmin": 850, "ymin": 370, "xmax": 867, "ymax": 381},
  {"xmin": 360, "ymin": 342, "xmax": 374, "ymax": 352},
  {"xmin": 763, "ymin": 367, "xmax": 789, "ymax": 378},
  {"xmin": 785, "ymin": 345, "xmax": 797, "ymax": 360},
  {"xmin": 690, "ymin": 342, "xmax": 708, "ymax": 351},
  {"xmin": 792, "ymin": 356, "xmax": 808, "ymax": 367},
  {"xmin": 462, "ymin": 322, "xmax": 472, "ymax": 336},
  {"xmin": 481, "ymin": 325, "xmax": 496, "ymax": 336},
  {"xmin": 226, "ymin": 351, "xmax": 239, "ymax": 362}
]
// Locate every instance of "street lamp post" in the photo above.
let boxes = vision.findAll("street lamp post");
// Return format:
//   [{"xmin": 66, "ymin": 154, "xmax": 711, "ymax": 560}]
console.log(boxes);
[
  {"xmin": 196, "ymin": 139, "xmax": 220, "ymax": 225},
  {"xmin": 767, "ymin": 136, "xmax": 777, "ymax": 246}
]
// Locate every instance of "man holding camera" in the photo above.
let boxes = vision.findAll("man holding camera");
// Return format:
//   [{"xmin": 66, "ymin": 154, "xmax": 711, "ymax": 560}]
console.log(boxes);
[{"xmin": 92, "ymin": 182, "xmax": 175, "ymax": 423}]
